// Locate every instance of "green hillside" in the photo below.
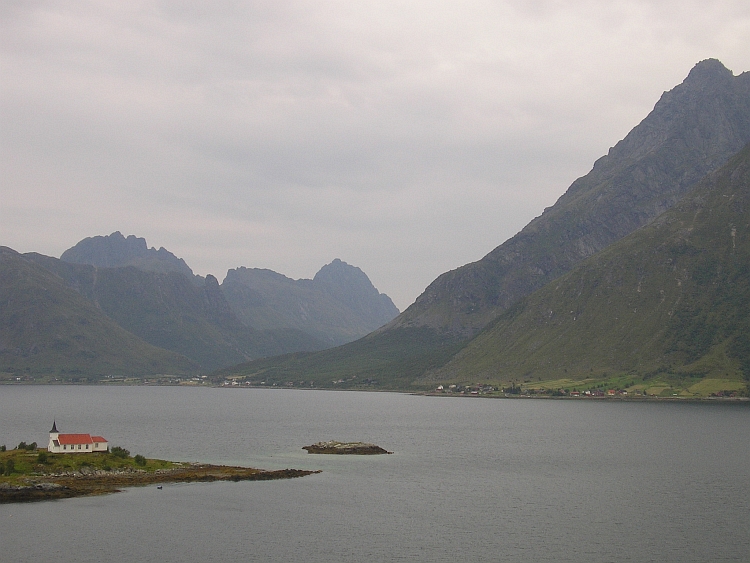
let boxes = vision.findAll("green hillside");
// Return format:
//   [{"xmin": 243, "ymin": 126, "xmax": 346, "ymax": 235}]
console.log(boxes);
[
  {"xmin": 427, "ymin": 144, "xmax": 750, "ymax": 396},
  {"xmin": 393, "ymin": 59, "xmax": 750, "ymax": 338},
  {"xmin": 212, "ymin": 326, "xmax": 464, "ymax": 390},
  {"xmin": 215, "ymin": 59, "xmax": 750, "ymax": 394},
  {"xmin": 0, "ymin": 248, "xmax": 197, "ymax": 380}
]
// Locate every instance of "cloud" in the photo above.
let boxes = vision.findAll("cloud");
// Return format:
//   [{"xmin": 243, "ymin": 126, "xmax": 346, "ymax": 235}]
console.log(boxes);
[{"xmin": 2, "ymin": 1, "xmax": 750, "ymax": 309}]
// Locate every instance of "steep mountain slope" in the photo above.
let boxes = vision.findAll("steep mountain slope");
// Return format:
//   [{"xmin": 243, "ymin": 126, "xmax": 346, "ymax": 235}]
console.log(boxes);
[
  {"xmin": 391, "ymin": 59, "xmax": 750, "ymax": 337},
  {"xmin": 61, "ymin": 231, "xmax": 199, "ymax": 282},
  {"xmin": 217, "ymin": 59, "xmax": 750, "ymax": 389},
  {"xmin": 25, "ymin": 255, "xmax": 325, "ymax": 371},
  {"xmin": 0, "ymin": 247, "xmax": 197, "ymax": 378},
  {"xmin": 222, "ymin": 259, "xmax": 399, "ymax": 346},
  {"xmin": 430, "ymin": 143, "xmax": 750, "ymax": 391}
]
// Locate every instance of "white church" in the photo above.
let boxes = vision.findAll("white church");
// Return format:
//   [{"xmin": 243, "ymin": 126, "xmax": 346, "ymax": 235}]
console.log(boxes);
[{"xmin": 47, "ymin": 421, "xmax": 109, "ymax": 454}]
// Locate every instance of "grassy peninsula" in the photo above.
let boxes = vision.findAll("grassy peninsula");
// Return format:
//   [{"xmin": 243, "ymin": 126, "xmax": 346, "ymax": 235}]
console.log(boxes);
[{"xmin": 0, "ymin": 446, "xmax": 318, "ymax": 503}]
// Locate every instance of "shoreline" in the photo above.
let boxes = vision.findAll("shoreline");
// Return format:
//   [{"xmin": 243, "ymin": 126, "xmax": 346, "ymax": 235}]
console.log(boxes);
[
  {"xmin": 2, "ymin": 381, "xmax": 747, "ymax": 403},
  {"xmin": 0, "ymin": 462, "xmax": 320, "ymax": 504}
]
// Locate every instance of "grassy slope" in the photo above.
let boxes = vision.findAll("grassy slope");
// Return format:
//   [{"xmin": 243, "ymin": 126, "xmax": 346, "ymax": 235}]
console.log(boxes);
[
  {"xmin": 393, "ymin": 60, "xmax": 750, "ymax": 338},
  {"xmin": 213, "ymin": 326, "xmax": 465, "ymax": 390},
  {"xmin": 427, "ymin": 144, "xmax": 750, "ymax": 395},
  {"xmin": 0, "ymin": 248, "xmax": 197, "ymax": 378},
  {"xmin": 0, "ymin": 448, "xmax": 177, "ymax": 483}
]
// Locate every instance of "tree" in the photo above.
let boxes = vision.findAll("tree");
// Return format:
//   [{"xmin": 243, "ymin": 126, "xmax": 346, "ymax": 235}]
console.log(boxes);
[
  {"xmin": 134, "ymin": 454, "xmax": 146, "ymax": 466},
  {"xmin": 5, "ymin": 459, "xmax": 15, "ymax": 476},
  {"xmin": 110, "ymin": 446, "xmax": 130, "ymax": 459}
]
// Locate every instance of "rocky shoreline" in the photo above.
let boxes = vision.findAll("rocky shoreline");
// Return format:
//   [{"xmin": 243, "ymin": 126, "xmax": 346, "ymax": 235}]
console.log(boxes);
[
  {"xmin": 303, "ymin": 441, "xmax": 392, "ymax": 455},
  {"xmin": 0, "ymin": 463, "xmax": 319, "ymax": 503}
]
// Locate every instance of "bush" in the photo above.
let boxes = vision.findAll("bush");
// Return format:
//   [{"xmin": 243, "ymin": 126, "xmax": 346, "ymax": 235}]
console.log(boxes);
[
  {"xmin": 5, "ymin": 459, "xmax": 15, "ymax": 476},
  {"xmin": 0, "ymin": 445, "xmax": 5, "ymax": 452},
  {"xmin": 134, "ymin": 454, "xmax": 146, "ymax": 467},
  {"xmin": 110, "ymin": 446, "xmax": 130, "ymax": 459},
  {"xmin": 15, "ymin": 441, "xmax": 37, "ymax": 451},
  {"xmin": 37, "ymin": 451, "xmax": 49, "ymax": 464}
]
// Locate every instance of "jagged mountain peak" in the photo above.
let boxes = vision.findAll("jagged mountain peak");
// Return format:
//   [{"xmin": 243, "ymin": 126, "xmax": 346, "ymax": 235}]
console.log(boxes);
[
  {"xmin": 222, "ymin": 259, "xmax": 399, "ymax": 346},
  {"xmin": 684, "ymin": 58, "xmax": 734, "ymax": 85},
  {"xmin": 61, "ymin": 231, "xmax": 197, "ymax": 280},
  {"xmin": 389, "ymin": 58, "xmax": 750, "ymax": 338}
]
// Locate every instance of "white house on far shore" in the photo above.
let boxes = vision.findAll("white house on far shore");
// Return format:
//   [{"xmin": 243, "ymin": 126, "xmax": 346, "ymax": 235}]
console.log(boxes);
[{"xmin": 47, "ymin": 421, "xmax": 108, "ymax": 454}]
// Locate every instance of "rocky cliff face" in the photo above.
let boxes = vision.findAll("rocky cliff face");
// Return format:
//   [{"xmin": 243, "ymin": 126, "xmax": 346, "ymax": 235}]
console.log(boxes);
[
  {"xmin": 390, "ymin": 59, "xmax": 750, "ymax": 337},
  {"xmin": 23, "ymin": 254, "xmax": 325, "ymax": 371},
  {"xmin": 222, "ymin": 259, "xmax": 399, "ymax": 346},
  {"xmin": 430, "ymin": 142, "xmax": 750, "ymax": 384},
  {"xmin": 61, "ymin": 231, "xmax": 198, "ymax": 282}
]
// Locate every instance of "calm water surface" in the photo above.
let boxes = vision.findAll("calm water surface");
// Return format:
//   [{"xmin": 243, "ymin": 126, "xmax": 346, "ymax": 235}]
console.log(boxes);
[{"xmin": 1, "ymin": 386, "xmax": 748, "ymax": 562}]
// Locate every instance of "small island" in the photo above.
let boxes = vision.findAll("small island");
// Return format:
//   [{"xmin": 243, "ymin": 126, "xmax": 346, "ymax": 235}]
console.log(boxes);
[
  {"xmin": 303, "ymin": 441, "xmax": 392, "ymax": 455},
  {"xmin": 0, "ymin": 446, "xmax": 318, "ymax": 503}
]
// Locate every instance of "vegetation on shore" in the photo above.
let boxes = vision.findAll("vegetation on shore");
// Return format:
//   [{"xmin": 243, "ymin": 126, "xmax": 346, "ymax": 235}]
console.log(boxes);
[{"xmin": 0, "ymin": 446, "xmax": 318, "ymax": 503}]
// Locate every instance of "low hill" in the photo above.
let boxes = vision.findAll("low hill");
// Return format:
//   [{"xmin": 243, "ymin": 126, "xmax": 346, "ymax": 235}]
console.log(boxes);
[
  {"xmin": 428, "ymin": 144, "xmax": 750, "ymax": 396},
  {"xmin": 0, "ymin": 248, "xmax": 197, "ymax": 379},
  {"xmin": 222, "ymin": 259, "xmax": 399, "ymax": 346},
  {"xmin": 24, "ymin": 255, "xmax": 325, "ymax": 372}
]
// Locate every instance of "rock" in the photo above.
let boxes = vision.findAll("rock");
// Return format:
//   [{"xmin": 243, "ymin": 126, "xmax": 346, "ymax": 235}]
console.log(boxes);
[{"xmin": 303, "ymin": 441, "xmax": 392, "ymax": 455}]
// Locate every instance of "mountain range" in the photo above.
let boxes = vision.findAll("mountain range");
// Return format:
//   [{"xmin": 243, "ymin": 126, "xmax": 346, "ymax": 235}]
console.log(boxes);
[
  {"xmin": 1, "ymin": 234, "xmax": 399, "ymax": 377},
  {"xmin": 219, "ymin": 59, "xmax": 750, "ymax": 396},
  {"xmin": 3, "ymin": 59, "xmax": 749, "ymax": 394}
]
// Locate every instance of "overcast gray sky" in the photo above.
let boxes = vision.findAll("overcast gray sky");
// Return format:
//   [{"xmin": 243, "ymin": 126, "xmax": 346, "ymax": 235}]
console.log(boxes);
[{"xmin": 2, "ymin": 1, "xmax": 749, "ymax": 309}]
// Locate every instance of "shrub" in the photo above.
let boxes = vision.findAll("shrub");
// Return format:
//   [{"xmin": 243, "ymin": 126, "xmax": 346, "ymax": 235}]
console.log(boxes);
[
  {"xmin": 5, "ymin": 459, "xmax": 15, "ymax": 476},
  {"xmin": 134, "ymin": 454, "xmax": 146, "ymax": 467},
  {"xmin": 110, "ymin": 446, "xmax": 130, "ymax": 459},
  {"xmin": 36, "ymin": 451, "xmax": 49, "ymax": 464},
  {"xmin": 15, "ymin": 441, "xmax": 37, "ymax": 451},
  {"xmin": 0, "ymin": 445, "xmax": 5, "ymax": 452}
]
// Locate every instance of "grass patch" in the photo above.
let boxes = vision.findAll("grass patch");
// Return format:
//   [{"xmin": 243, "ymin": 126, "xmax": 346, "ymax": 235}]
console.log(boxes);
[{"xmin": 0, "ymin": 447, "xmax": 178, "ymax": 484}]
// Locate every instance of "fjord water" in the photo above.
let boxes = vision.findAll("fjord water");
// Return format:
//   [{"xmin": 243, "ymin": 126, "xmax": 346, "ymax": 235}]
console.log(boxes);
[{"xmin": 1, "ymin": 386, "xmax": 748, "ymax": 562}]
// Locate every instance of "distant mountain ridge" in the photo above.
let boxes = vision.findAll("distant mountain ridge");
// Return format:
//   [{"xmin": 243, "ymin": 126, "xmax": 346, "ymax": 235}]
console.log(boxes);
[
  {"xmin": 0, "ymin": 247, "xmax": 197, "ymax": 378},
  {"xmin": 58, "ymin": 232, "xmax": 399, "ymax": 350},
  {"xmin": 218, "ymin": 59, "xmax": 750, "ymax": 391},
  {"xmin": 222, "ymin": 259, "xmax": 399, "ymax": 346},
  {"xmin": 61, "ymin": 231, "xmax": 199, "ymax": 282},
  {"xmin": 24, "ymin": 253, "xmax": 325, "ymax": 371},
  {"xmin": 0, "ymin": 234, "xmax": 400, "ymax": 376}
]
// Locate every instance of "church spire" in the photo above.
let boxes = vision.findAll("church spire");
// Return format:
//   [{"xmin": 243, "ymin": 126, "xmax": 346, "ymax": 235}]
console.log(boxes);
[{"xmin": 50, "ymin": 420, "xmax": 58, "ymax": 433}]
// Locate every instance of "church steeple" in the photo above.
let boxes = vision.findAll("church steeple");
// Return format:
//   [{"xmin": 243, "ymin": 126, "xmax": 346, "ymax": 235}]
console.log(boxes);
[{"xmin": 50, "ymin": 420, "xmax": 58, "ymax": 433}]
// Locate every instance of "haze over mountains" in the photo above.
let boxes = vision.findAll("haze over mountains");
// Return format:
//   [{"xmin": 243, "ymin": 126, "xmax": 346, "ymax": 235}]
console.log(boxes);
[
  {"xmin": 2, "ymin": 59, "xmax": 749, "ymax": 395},
  {"xmin": 222, "ymin": 59, "xmax": 750, "ymax": 394},
  {"xmin": 1, "ymin": 233, "xmax": 399, "ymax": 376},
  {"xmin": 0, "ymin": 247, "xmax": 197, "ymax": 377}
]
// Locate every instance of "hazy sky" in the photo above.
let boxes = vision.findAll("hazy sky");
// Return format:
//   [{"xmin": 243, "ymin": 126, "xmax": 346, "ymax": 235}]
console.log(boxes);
[{"xmin": 2, "ymin": 1, "xmax": 749, "ymax": 309}]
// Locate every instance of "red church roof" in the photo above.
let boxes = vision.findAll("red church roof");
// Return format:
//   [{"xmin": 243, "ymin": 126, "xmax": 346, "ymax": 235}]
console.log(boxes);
[
  {"xmin": 58, "ymin": 434, "xmax": 94, "ymax": 445},
  {"xmin": 91, "ymin": 436, "xmax": 108, "ymax": 443}
]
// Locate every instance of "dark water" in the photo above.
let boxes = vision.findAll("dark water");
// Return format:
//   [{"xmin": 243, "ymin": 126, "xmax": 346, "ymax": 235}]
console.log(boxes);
[{"xmin": 1, "ymin": 386, "xmax": 748, "ymax": 562}]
